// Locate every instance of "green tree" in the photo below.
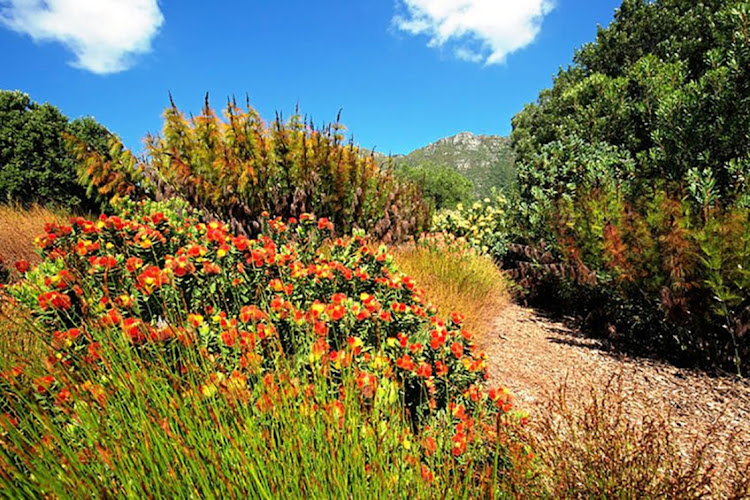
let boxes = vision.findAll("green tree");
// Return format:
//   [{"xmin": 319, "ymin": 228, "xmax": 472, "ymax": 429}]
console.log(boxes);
[
  {"xmin": 397, "ymin": 162, "xmax": 475, "ymax": 210},
  {"xmin": 0, "ymin": 90, "xmax": 113, "ymax": 208},
  {"xmin": 507, "ymin": 0, "xmax": 750, "ymax": 372}
]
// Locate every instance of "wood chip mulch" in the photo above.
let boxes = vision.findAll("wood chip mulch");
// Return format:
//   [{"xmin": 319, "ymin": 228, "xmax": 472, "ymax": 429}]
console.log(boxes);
[{"xmin": 479, "ymin": 303, "xmax": 750, "ymax": 473}]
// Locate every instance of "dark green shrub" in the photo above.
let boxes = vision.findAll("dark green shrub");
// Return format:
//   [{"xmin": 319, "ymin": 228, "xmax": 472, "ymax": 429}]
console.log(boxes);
[{"xmin": 0, "ymin": 90, "xmax": 112, "ymax": 209}]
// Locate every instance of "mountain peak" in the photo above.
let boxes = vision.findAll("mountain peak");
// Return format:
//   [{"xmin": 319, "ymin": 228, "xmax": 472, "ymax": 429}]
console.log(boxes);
[
  {"xmin": 389, "ymin": 132, "xmax": 515, "ymax": 197},
  {"xmin": 436, "ymin": 132, "xmax": 483, "ymax": 150}
]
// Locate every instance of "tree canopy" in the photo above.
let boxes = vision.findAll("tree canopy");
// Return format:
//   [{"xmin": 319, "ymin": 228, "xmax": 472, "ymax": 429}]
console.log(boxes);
[{"xmin": 0, "ymin": 90, "xmax": 113, "ymax": 208}]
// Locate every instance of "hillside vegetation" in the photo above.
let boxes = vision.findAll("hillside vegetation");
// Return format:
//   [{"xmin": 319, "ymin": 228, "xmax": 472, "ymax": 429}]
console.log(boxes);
[
  {"xmin": 388, "ymin": 132, "xmax": 515, "ymax": 201},
  {"xmin": 1, "ymin": 0, "xmax": 749, "ymax": 496}
]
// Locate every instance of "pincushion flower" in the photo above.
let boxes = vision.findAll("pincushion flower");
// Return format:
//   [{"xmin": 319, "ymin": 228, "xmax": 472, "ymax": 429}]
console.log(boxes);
[
  {"xmin": 14, "ymin": 260, "xmax": 30, "ymax": 274},
  {"xmin": 38, "ymin": 291, "xmax": 72, "ymax": 311}
]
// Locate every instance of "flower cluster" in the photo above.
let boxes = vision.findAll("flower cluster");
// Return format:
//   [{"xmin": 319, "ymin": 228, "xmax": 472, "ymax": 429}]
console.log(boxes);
[
  {"xmin": 5, "ymin": 200, "xmax": 517, "ymax": 465},
  {"xmin": 432, "ymin": 194, "xmax": 510, "ymax": 258}
]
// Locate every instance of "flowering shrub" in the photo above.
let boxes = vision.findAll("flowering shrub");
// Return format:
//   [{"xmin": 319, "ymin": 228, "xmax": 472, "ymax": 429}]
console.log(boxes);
[
  {"xmin": 432, "ymin": 194, "xmax": 510, "ymax": 259},
  {"xmin": 71, "ymin": 99, "xmax": 431, "ymax": 242},
  {"xmin": 0, "ymin": 200, "xmax": 530, "ymax": 495}
]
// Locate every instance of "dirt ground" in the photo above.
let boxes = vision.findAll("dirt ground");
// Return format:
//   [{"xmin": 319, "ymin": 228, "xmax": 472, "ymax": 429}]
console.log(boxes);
[{"xmin": 479, "ymin": 303, "xmax": 750, "ymax": 472}]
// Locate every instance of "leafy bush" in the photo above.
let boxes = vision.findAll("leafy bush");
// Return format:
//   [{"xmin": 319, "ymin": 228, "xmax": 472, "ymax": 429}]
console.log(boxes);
[
  {"xmin": 71, "ymin": 98, "xmax": 431, "ymax": 242},
  {"xmin": 0, "ymin": 200, "xmax": 533, "ymax": 496},
  {"xmin": 500, "ymin": 0, "xmax": 750, "ymax": 374},
  {"xmin": 395, "ymin": 162, "xmax": 475, "ymax": 210},
  {"xmin": 0, "ymin": 90, "xmax": 112, "ymax": 209}
]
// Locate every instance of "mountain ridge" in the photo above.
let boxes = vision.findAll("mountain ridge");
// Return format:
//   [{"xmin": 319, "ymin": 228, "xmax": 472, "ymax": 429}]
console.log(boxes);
[{"xmin": 377, "ymin": 131, "xmax": 515, "ymax": 198}]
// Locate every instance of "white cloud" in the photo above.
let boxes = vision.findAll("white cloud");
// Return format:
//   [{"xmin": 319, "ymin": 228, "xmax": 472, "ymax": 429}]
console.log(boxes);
[
  {"xmin": 394, "ymin": 0, "xmax": 554, "ymax": 65},
  {"xmin": 0, "ymin": 0, "xmax": 164, "ymax": 74}
]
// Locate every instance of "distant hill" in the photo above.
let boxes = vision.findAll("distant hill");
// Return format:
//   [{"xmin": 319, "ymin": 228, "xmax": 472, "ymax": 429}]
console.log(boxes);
[{"xmin": 378, "ymin": 132, "xmax": 515, "ymax": 198}]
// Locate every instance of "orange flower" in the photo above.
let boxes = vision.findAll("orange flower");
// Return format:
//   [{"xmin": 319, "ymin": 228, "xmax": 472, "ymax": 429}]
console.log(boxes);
[
  {"xmin": 136, "ymin": 266, "xmax": 169, "ymax": 294},
  {"xmin": 429, "ymin": 329, "xmax": 447, "ymax": 350},
  {"xmin": 221, "ymin": 329, "xmax": 238, "ymax": 347},
  {"xmin": 329, "ymin": 304, "xmax": 346, "ymax": 321},
  {"xmin": 38, "ymin": 291, "xmax": 71, "ymax": 311},
  {"xmin": 123, "ymin": 318, "xmax": 146, "ymax": 344},
  {"xmin": 396, "ymin": 354, "xmax": 415, "ymax": 371},
  {"xmin": 187, "ymin": 313, "xmax": 204, "ymax": 328},
  {"xmin": 317, "ymin": 218, "xmax": 334, "ymax": 231},
  {"xmin": 420, "ymin": 464, "xmax": 434, "ymax": 483},
  {"xmin": 35, "ymin": 375, "xmax": 55, "ymax": 393},
  {"xmin": 435, "ymin": 360, "xmax": 448, "ymax": 377},
  {"xmin": 311, "ymin": 337, "xmax": 330, "ymax": 359},
  {"xmin": 390, "ymin": 302, "xmax": 407, "ymax": 314},
  {"xmin": 314, "ymin": 321, "xmax": 329, "ymax": 336},
  {"xmin": 451, "ymin": 342, "xmax": 464, "ymax": 359},
  {"xmin": 416, "ymin": 362, "xmax": 432, "ymax": 378},
  {"xmin": 240, "ymin": 305, "xmax": 267, "ymax": 323},
  {"xmin": 202, "ymin": 261, "xmax": 221, "ymax": 275},
  {"xmin": 356, "ymin": 371, "xmax": 377, "ymax": 398},
  {"xmin": 166, "ymin": 256, "xmax": 196, "ymax": 278},
  {"xmin": 126, "ymin": 257, "xmax": 143, "ymax": 272}
]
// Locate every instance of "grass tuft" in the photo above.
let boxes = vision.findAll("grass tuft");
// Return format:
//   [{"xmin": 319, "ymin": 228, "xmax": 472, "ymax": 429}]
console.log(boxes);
[{"xmin": 391, "ymin": 234, "xmax": 510, "ymax": 338}]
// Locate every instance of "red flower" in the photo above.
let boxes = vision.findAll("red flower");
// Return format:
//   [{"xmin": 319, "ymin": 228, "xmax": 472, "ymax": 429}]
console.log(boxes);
[
  {"xmin": 136, "ymin": 266, "xmax": 169, "ymax": 294},
  {"xmin": 416, "ymin": 362, "xmax": 432, "ymax": 378},
  {"xmin": 56, "ymin": 388, "xmax": 72, "ymax": 405},
  {"xmin": 202, "ymin": 261, "xmax": 221, "ymax": 275},
  {"xmin": 429, "ymin": 329, "xmax": 447, "ymax": 350},
  {"xmin": 240, "ymin": 305, "xmax": 267, "ymax": 323},
  {"xmin": 328, "ymin": 304, "xmax": 346, "ymax": 321},
  {"xmin": 317, "ymin": 218, "xmax": 334, "ymax": 231},
  {"xmin": 35, "ymin": 375, "xmax": 55, "ymax": 393},
  {"xmin": 126, "ymin": 257, "xmax": 143, "ymax": 272},
  {"xmin": 123, "ymin": 318, "xmax": 146, "ymax": 344},
  {"xmin": 314, "ymin": 321, "xmax": 329, "ymax": 336},
  {"xmin": 14, "ymin": 260, "xmax": 30, "ymax": 274},
  {"xmin": 311, "ymin": 338, "xmax": 329, "ymax": 359},
  {"xmin": 232, "ymin": 236, "xmax": 249, "ymax": 251},
  {"xmin": 38, "ymin": 291, "xmax": 71, "ymax": 311},
  {"xmin": 166, "ymin": 256, "xmax": 196, "ymax": 277},
  {"xmin": 421, "ymin": 464, "xmax": 434, "ymax": 483},
  {"xmin": 356, "ymin": 371, "xmax": 377, "ymax": 398},
  {"xmin": 435, "ymin": 360, "xmax": 448, "ymax": 377},
  {"xmin": 221, "ymin": 329, "xmax": 238, "ymax": 347}
]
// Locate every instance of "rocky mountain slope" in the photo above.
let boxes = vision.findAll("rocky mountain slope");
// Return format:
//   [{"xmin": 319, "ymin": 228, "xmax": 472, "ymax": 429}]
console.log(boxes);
[{"xmin": 381, "ymin": 132, "xmax": 515, "ymax": 198}]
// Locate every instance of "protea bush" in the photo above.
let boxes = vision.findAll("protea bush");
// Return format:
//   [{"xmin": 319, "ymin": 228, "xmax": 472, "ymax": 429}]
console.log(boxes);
[{"xmin": 0, "ymin": 199, "xmax": 533, "ymax": 497}]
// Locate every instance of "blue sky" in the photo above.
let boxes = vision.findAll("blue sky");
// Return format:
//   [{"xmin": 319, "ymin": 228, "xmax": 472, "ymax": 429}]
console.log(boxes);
[{"xmin": 0, "ymin": 0, "xmax": 621, "ymax": 155}]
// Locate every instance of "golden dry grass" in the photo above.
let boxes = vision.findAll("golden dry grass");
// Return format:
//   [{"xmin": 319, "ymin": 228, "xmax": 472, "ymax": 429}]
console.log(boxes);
[
  {"xmin": 0, "ymin": 204, "xmax": 70, "ymax": 278},
  {"xmin": 391, "ymin": 234, "xmax": 510, "ymax": 338},
  {"xmin": 530, "ymin": 375, "xmax": 750, "ymax": 498},
  {"xmin": 0, "ymin": 204, "xmax": 70, "ymax": 364}
]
